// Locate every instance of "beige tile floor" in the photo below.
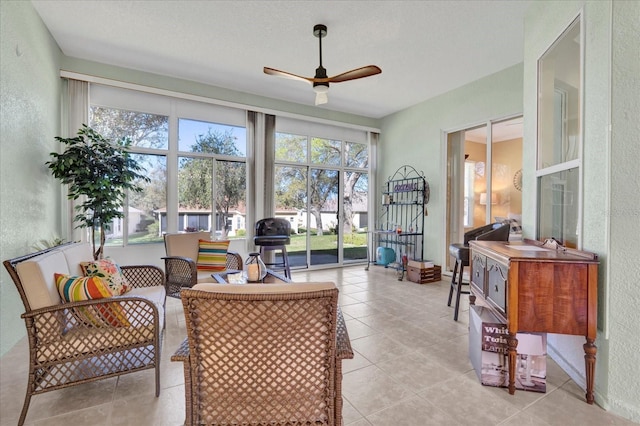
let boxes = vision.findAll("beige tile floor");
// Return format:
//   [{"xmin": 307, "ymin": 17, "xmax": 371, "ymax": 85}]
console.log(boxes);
[{"xmin": 1, "ymin": 265, "xmax": 636, "ymax": 425}]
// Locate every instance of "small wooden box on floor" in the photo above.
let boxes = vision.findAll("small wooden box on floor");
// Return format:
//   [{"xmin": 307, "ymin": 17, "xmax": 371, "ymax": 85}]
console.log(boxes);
[{"xmin": 407, "ymin": 260, "xmax": 441, "ymax": 284}]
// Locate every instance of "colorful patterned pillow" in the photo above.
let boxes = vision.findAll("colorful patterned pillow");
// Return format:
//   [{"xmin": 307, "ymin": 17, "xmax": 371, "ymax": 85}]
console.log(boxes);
[
  {"xmin": 55, "ymin": 273, "xmax": 130, "ymax": 327},
  {"xmin": 495, "ymin": 216, "xmax": 522, "ymax": 234},
  {"xmin": 196, "ymin": 240, "xmax": 230, "ymax": 272},
  {"xmin": 504, "ymin": 218, "xmax": 523, "ymax": 234},
  {"xmin": 80, "ymin": 258, "xmax": 131, "ymax": 295}
]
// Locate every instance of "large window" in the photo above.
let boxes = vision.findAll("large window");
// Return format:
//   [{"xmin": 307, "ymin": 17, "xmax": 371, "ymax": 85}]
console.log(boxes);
[
  {"xmin": 90, "ymin": 107, "xmax": 168, "ymax": 245},
  {"xmin": 536, "ymin": 16, "xmax": 582, "ymax": 247},
  {"xmin": 177, "ymin": 118, "xmax": 247, "ymax": 237},
  {"xmin": 89, "ymin": 84, "xmax": 247, "ymax": 246}
]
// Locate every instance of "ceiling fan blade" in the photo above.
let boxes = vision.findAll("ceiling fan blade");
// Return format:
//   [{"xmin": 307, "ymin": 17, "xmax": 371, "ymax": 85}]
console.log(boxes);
[
  {"xmin": 264, "ymin": 25, "xmax": 381, "ymax": 106},
  {"xmin": 315, "ymin": 91, "xmax": 328, "ymax": 105},
  {"xmin": 263, "ymin": 67, "xmax": 312, "ymax": 84},
  {"xmin": 326, "ymin": 65, "xmax": 382, "ymax": 83}
]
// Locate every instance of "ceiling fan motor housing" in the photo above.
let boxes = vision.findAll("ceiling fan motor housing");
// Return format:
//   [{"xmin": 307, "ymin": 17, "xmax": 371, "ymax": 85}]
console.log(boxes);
[{"xmin": 313, "ymin": 24, "xmax": 327, "ymax": 38}]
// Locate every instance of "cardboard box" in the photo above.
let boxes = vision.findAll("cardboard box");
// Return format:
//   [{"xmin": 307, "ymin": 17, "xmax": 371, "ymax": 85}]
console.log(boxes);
[
  {"xmin": 407, "ymin": 259, "xmax": 434, "ymax": 269},
  {"xmin": 407, "ymin": 264, "xmax": 441, "ymax": 284},
  {"xmin": 469, "ymin": 305, "xmax": 547, "ymax": 393}
]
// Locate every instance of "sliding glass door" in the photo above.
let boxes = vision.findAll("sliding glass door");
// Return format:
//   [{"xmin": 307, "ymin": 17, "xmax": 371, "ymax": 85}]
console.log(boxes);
[
  {"xmin": 446, "ymin": 117, "xmax": 523, "ymax": 270},
  {"xmin": 274, "ymin": 132, "xmax": 369, "ymax": 269}
]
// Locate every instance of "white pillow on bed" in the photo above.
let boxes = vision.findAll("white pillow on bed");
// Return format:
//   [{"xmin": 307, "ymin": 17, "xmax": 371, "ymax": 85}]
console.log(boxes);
[{"xmin": 495, "ymin": 215, "xmax": 522, "ymax": 234}]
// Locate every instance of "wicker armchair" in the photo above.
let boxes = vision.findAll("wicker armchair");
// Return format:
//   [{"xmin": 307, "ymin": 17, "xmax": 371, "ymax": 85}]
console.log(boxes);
[
  {"xmin": 171, "ymin": 282, "xmax": 354, "ymax": 426},
  {"xmin": 163, "ymin": 232, "xmax": 243, "ymax": 298},
  {"xmin": 3, "ymin": 242, "xmax": 166, "ymax": 426}
]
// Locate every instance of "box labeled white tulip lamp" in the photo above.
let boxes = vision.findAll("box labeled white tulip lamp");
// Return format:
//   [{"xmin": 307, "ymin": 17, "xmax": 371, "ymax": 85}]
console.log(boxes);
[{"xmin": 469, "ymin": 305, "xmax": 547, "ymax": 393}]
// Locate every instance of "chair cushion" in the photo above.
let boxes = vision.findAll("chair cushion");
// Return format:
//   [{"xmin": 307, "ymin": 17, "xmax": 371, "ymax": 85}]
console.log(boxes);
[
  {"xmin": 164, "ymin": 231, "xmax": 212, "ymax": 261},
  {"xmin": 81, "ymin": 258, "xmax": 131, "ymax": 295},
  {"xmin": 127, "ymin": 285, "xmax": 166, "ymax": 330},
  {"xmin": 254, "ymin": 235, "xmax": 290, "ymax": 246},
  {"xmin": 15, "ymin": 250, "xmax": 68, "ymax": 309},
  {"xmin": 61, "ymin": 242, "xmax": 95, "ymax": 276},
  {"xmin": 55, "ymin": 273, "xmax": 130, "ymax": 327},
  {"xmin": 449, "ymin": 243, "xmax": 470, "ymax": 264},
  {"xmin": 196, "ymin": 239, "xmax": 230, "ymax": 272}
]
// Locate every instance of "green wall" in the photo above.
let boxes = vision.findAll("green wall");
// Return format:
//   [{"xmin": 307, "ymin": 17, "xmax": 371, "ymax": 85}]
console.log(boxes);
[
  {"xmin": 522, "ymin": 0, "xmax": 638, "ymax": 421},
  {"xmin": 606, "ymin": 0, "xmax": 639, "ymax": 421},
  {"xmin": 0, "ymin": 0, "xmax": 63, "ymax": 356},
  {"xmin": 379, "ymin": 63, "xmax": 524, "ymax": 264}
]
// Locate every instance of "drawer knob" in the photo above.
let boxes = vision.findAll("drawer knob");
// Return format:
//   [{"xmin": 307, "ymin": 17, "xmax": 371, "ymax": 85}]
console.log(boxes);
[{"xmin": 494, "ymin": 284, "xmax": 499, "ymax": 292}]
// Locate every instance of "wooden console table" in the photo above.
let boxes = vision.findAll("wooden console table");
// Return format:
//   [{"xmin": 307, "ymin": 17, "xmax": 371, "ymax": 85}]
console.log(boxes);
[{"xmin": 468, "ymin": 239, "xmax": 598, "ymax": 404}]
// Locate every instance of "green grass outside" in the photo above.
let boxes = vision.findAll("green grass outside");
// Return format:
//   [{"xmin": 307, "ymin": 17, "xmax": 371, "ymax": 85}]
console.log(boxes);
[
  {"xmin": 288, "ymin": 232, "xmax": 367, "ymax": 251},
  {"xmin": 106, "ymin": 231, "xmax": 368, "ymax": 250}
]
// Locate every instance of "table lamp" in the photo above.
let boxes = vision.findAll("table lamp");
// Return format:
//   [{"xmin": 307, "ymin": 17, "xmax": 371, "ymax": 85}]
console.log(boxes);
[{"xmin": 517, "ymin": 333, "xmax": 545, "ymax": 387}]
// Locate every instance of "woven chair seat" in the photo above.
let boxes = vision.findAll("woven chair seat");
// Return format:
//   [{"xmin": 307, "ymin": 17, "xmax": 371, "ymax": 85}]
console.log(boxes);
[{"xmin": 34, "ymin": 305, "xmax": 160, "ymax": 363}]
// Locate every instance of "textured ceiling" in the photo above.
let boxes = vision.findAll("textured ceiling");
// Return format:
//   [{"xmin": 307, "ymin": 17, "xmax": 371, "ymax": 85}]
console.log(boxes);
[{"xmin": 32, "ymin": 0, "xmax": 532, "ymax": 119}]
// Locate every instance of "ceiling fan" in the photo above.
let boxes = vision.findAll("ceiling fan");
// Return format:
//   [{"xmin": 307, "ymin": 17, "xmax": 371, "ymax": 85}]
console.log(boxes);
[{"xmin": 264, "ymin": 24, "xmax": 382, "ymax": 106}]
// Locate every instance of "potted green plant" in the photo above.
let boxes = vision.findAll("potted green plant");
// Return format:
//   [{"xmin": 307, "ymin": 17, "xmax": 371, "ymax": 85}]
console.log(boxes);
[{"xmin": 47, "ymin": 125, "xmax": 149, "ymax": 260}]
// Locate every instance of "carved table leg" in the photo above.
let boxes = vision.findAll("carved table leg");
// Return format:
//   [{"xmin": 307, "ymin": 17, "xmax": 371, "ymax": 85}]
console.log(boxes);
[
  {"xmin": 507, "ymin": 333, "xmax": 518, "ymax": 395},
  {"xmin": 584, "ymin": 338, "xmax": 597, "ymax": 404}
]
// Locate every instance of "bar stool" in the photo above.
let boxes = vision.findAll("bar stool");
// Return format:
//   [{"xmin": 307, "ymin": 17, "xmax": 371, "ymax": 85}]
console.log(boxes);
[
  {"xmin": 254, "ymin": 218, "xmax": 292, "ymax": 279},
  {"xmin": 447, "ymin": 222, "xmax": 510, "ymax": 321}
]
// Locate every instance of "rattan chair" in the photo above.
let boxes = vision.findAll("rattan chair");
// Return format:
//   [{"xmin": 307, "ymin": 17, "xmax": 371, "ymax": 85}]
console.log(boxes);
[
  {"xmin": 171, "ymin": 282, "xmax": 353, "ymax": 426},
  {"xmin": 163, "ymin": 231, "xmax": 243, "ymax": 298},
  {"xmin": 3, "ymin": 243, "xmax": 166, "ymax": 426}
]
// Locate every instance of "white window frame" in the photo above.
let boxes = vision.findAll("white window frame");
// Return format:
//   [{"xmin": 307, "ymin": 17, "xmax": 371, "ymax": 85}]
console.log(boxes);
[
  {"xmin": 535, "ymin": 12, "xmax": 584, "ymax": 247},
  {"xmin": 89, "ymin": 84, "xmax": 248, "ymax": 244}
]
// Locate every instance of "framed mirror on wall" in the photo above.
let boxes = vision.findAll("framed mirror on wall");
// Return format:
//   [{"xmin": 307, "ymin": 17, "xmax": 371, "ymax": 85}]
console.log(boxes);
[{"xmin": 536, "ymin": 14, "xmax": 583, "ymax": 248}]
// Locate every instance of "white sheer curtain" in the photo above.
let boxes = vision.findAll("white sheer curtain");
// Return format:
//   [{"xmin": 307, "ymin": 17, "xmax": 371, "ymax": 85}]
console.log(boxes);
[
  {"xmin": 63, "ymin": 79, "xmax": 89, "ymax": 242},
  {"xmin": 66, "ymin": 79, "xmax": 89, "ymax": 136},
  {"xmin": 263, "ymin": 114, "xmax": 276, "ymax": 218},
  {"xmin": 246, "ymin": 111, "xmax": 275, "ymax": 252},
  {"xmin": 368, "ymin": 131, "xmax": 379, "ymax": 233}
]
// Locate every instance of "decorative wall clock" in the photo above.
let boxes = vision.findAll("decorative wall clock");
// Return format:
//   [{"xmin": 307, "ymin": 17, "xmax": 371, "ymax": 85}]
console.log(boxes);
[{"xmin": 513, "ymin": 169, "xmax": 523, "ymax": 191}]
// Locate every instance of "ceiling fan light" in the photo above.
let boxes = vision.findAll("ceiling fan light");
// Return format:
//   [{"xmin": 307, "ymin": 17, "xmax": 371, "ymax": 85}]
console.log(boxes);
[
  {"xmin": 315, "ymin": 91, "xmax": 328, "ymax": 105},
  {"xmin": 313, "ymin": 83, "xmax": 329, "ymax": 94}
]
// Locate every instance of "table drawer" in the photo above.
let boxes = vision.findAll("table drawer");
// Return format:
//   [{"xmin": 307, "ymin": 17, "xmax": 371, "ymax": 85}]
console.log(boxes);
[
  {"xmin": 471, "ymin": 253, "xmax": 487, "ymax": 295},
  {"xmin": 487, "ymin": 259, "xmax": 508, "ymax": 314}
]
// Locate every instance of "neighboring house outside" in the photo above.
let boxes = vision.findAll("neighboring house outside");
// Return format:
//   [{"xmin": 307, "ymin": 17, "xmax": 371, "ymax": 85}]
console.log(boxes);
[
  {"xmin": 294, "ymin": 191, "xmax": 369, "ymax": 234},
  {"xmin": 151, "ymin": 198, "xmax": 367, "ymax": 237},
  {"xmin": 104, "ymin": 206, "xmax": 145, "ymax": 239},
  {"xmin": 154, "ymin": 206, "xmax": 247, "ymax": 236}
]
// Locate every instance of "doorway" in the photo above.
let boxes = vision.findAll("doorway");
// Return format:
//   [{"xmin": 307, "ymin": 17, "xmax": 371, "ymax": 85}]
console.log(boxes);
[{"xmin": 445, "ymin": 117, "xmax": 523, "ymax": 271}]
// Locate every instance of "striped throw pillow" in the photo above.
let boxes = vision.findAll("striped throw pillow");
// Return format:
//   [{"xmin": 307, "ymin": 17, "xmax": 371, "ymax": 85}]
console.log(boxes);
[
  {"xmin": 196, "ymin": 239, "xmax": 230, "ymax": 272},
  {"xmin": 55, "ymin": 273, "xmax": 130, "ymax": 327}
]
